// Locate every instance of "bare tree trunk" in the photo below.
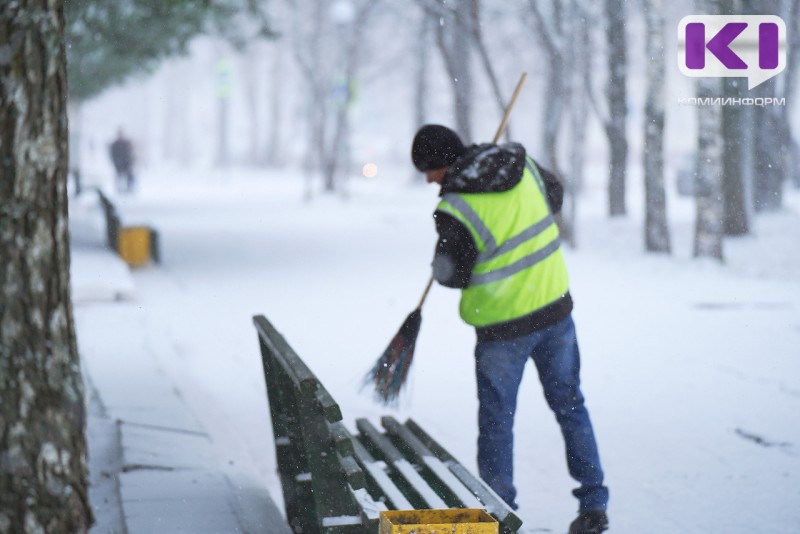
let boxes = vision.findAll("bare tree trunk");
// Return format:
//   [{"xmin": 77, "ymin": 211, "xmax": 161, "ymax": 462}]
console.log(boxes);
[
  {"xmin": 244, "ymin": 45, "xmax": 261, "ymax": 165},
  {"xmin": 694, "ymin": 0, "xmax": 725, "ymax": 261},
  {"xmin": 563, "ymin": 0, "xmax": 591, "ymax": 248},
  {"xmin": 68, "ymin": 101, "xmax": 83, "ymax": 195},
  {"xmin": 432, "ymin": 2, "xmax": 473, "ymax": 142},
  {"xmin": 695, "ymin": 80, "xmax": 725, "ymax": 260},
  {"xmin": 265, "ymin": 39, "xmax": 284, "ymax": 166},
  {"xmin": 0, "ymin": 2, "xmax": 92, "ymax": 531},
  {"xmin": 289, "ymin": 0, "xmax": 326, "ymax": 197},
  {"xmin": 722, "ymin": 78, "xmax": 749, "ymax": 235},
  {"xmin": 321, "ymin": 0, "xmax": 377, "ymax": 193},
  {"xmin": 749, "ymin": 0, "xmax": 784, "ymax": 211},
  {"xmin": 291, "ymin": 0, "xmax": 376, "ymax": 195},
  {"xmin": 784, "ymin": 0, "xmax": 800, "ymax": 188},
  {"xmin": 215, "ymin": 55, "xmax": 232, "ymax": 167},
  {"xmin": 529, "ymin": 1, "xmax": 566, "ymax": 176},
  {"xmin": 412, "ymin": 12, "xmax": 430, "ymax": 182},
  {"xmin": 605, "ymin": 0, "xmax": 629, "ymax": 217},
  {"xmin": 753, "ymin": 77, "xmax": 783, "ymax": 211},
  {"xmin": 740, "ymin": 105, "xmax": 757, "ymax": 220},
  {"xmin": 643, "ymin": 0, "xmax": 671, "ymax": 252},
  {"xmin": 542, "ymin": 61, "xmax": 565, "ymax": 175},
  {"xmin": 163, "ymin": 63, "xmax": 179, "ymax": 160},
  {"xmin": 469, "ymin": 0, "xmax": 511, "ymax": 140},
  {"xmin": 414, "ymin": 13, "xmax": 430, "ymax": 131},
  {"xmin": 719, "ymin": 0, "xmax": 748, "ymax": 235}
]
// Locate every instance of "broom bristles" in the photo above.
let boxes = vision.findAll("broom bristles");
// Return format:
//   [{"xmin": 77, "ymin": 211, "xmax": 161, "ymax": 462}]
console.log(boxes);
[{"xmin": 364, "ymin": 309, "xmax": 422, "ymax": 406}]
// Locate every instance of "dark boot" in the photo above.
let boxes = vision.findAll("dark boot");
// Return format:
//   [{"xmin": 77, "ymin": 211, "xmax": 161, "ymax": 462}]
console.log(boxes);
[{"xmin": 568, "ymin": 510, "xmax": 608, "ymax": 534}]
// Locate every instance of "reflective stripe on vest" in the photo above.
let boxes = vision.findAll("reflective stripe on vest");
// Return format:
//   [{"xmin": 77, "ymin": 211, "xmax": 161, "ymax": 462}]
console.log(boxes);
[
  {"xmin": 471, "ymin": 236, "xmax": 561, "ymax": 285},
  {"xmin": 441, "ymin": 161, "xmax": 559, "ymax": 286},
  {"xmin": 435, "ymin": 157, "xmax": 569, "ymax": 327}
]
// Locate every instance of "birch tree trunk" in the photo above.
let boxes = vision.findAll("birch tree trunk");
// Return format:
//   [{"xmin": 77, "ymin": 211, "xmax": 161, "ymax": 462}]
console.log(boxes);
[
  {"xmin": 321, "ymin": 0, "xmax": 377, "ymax": 193},
  {"xmin": 265, "ymin": 39, "xmax": 284, "ymax": 166},
  {"xmin": 163, "ymin": 63, "xmax": 180, "ymax": 160},
  {"xmin": 694, "ymin": 0, "xmax": 725, "ymax": 261},
  {"xmin": 0, "ymin": 2, "xmax": 92, "ymax": 531},
  {"xmin": 750, "ymin": 0, "xmax": 783, "ymax": 211},
  {"xmin": 719, "ymin": 0, "xmax": 747, "ymax": 233},
  {"xmin": 564, "ymin": 0, "xmax": 590, "ymax": 248},
  {"xmin": 753, "ymin": 77, "xmax": 783, "ymax": 211},
  {"xmin": 643, "ymin": 0, "xmax": 671, "ymax": 252},
  {"xmin": 215, "ymin": 54, "xmax": 231, "ymax": 168},
  {"xmin": 784, "ymin": 0, "xmax": 800, "ymax": 188},
  {"xmin": 529, "ymin": 1, "xmax": 566, "ymax": 176},
  {"xmin": 412, "ymin": 12, "xmax": 430, "ymax": 182},
  {"xmin": 244, "ymin": 45, "xmax": 261, "ymax": 165},
  {"xmin": 605, "ymin": 0, "xmax": 629, "ymax": 216},
  {"xmin": 469, "ymin": 0, "xmax": 511, "ymax": 140},
  {"xmin": 722, "ymin": 78, "xmax": 749, "ymax": 235},
  {"xmin": 432, "ymin": 2, "xmax": 473, "ymax": 142}
]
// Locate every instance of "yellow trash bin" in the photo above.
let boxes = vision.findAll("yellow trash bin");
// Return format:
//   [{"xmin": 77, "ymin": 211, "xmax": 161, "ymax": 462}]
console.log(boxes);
[
  {"xmin": 117, "ymin": 226, "xmax": 152, "ymax": 268},
  {"xmin": 379, "ymin": 509, "xmax": 498, "ymax": 534}
]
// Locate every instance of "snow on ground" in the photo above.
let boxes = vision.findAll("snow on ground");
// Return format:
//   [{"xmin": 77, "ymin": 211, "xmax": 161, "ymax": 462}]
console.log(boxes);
[{"xmin": 72, "ymin": 162, "xmax": 800, "ymax": 533}]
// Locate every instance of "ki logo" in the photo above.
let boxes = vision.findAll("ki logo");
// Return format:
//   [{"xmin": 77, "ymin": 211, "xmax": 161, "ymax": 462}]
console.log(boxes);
[{"xmin": 678, "ymin": 15, "xmax": 786, "ymax": 90}]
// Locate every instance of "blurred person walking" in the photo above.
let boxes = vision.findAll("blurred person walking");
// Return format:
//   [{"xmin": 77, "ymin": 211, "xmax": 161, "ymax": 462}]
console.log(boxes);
[
  {"xmin": 110, "ymin": 128, "xmax": 136, "ymax": 193},
  {"xmin": 411, "ymin": 125, "xmax": 609, "ymax": 534}
]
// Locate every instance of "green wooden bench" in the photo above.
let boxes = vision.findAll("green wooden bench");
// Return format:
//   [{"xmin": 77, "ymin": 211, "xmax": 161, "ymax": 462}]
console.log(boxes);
[{"xmin": 253, "ymin": 315, "xmax": 524, "ymax": 534}]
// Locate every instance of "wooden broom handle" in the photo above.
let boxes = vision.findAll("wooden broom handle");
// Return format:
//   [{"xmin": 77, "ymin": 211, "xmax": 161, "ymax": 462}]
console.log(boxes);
[
  {"xmin": 492, "ymin": 72, "xmax": 528, "ymax": 143},
  {"xmin": 416, "ymin": 276, "xmax": 435, "ymax": 310},
  {"xmin": 418, "ymin": 72, "xmax": 528, "ymax": 310}
]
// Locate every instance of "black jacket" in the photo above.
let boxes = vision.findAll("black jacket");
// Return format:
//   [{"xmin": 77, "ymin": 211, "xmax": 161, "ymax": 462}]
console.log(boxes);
[{"xmin": 431, "ymin": 143, "xmax": 572, "ymax": 341}]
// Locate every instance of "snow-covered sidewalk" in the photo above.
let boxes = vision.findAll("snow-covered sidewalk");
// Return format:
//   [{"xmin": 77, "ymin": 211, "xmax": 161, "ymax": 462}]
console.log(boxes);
[
  {"xmin": 71, "ymin": 166, "xmax": 800, "ymax": 533},
  {"xmin": 71, "ymin": 192, "xmax": 289, "ymax": 533}
]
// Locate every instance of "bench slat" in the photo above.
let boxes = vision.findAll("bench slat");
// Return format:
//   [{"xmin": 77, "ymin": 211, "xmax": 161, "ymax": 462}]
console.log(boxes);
[
  {"xmin": 254, "ymin": 316, "xmax": 319, "ymax": 394},
  {"xmin": 351, "ymin": 439, "xmax": 413, "ymax": 511},
  {"xmin": 316, "ymin": 387, "xmax": 343, "ymax": 423},
  {"xmin": 404, "ymin": 419, "xmax": 523, "ymax": 533},
  {"xmin": 356, "ymin": 418, "xmax": 447, "ymax": 510},
  {"xmin": 338, "ymin": 454, "xmax": 367, "ymax": 490},
  {"xmin": 328, "ymin": 421, "xmax": 356, "ymax": 457},
  {"xmin": 381, "ymin": 416, "xmax": 483, "ymax": 509}
]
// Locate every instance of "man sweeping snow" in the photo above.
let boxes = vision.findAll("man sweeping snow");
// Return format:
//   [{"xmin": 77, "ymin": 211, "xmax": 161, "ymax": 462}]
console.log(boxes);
[{"xmin": 411, "ymin": 124, "xmax": 609, "ymax": 534}]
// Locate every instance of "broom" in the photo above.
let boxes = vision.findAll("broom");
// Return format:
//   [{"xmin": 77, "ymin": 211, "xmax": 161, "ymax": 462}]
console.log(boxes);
[{"xmin": 365, "ymin": 73, "xmax": 528, "ymax": 406}]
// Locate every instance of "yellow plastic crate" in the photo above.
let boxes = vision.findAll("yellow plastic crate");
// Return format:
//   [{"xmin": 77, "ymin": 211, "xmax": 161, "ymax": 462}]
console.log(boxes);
[
  {"xmin": 117, "ymin": 226, "xmax": 152, "ymax": 268},
  {"xmin": 379, "ymin": 509, "xmax": 498, "ymax": 534}
]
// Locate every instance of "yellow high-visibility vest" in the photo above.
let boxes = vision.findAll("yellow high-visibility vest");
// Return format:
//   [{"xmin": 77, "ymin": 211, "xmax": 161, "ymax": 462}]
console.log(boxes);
[{"xmin": 436, "ymin": 157, "xmax": 569, "ymax": 327}]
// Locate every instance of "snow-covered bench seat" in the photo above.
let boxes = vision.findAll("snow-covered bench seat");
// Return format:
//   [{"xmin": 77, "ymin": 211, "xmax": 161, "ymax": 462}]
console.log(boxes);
[{"xmin": 253, "ymin": 315, "xmax": 523, "ymax": 534}]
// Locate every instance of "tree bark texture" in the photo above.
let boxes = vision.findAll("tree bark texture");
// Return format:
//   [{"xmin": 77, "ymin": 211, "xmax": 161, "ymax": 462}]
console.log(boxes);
[
  {"xmin": 432, "ymin": 1, "xmax": 473, "ymax": 143},
  {"xmin": 564, "ymin": 0, "xmax": 591, "ymax": 248},
  {"xmin": 605, "ymin": 0, "xmax": 629, "ymax": 216},
  {"xmin": 721, "ymin": 78, "xmax": 749, "ymax": 235},
  {"xmin": 643, "ymin": 0, "xmax": 671, "ymax": 253},
  {"xmin": 290, "ymin": 0, "xmax": 326, "ymax": 196},
  {"xmin": 753, "ymin": 78, "xmax": 783, "ymax": 211},
  {"xmin": 529, "ymin": 0, "xmax": 566, "ymax": 177},
  {"xmin": 412, "ymin": 12, "xmax": 430, "ymax": 182},
  {"xmin": 718, "ymin": 0, "xmax": 748, "ymax": 234},
  {"xmin": 265, "ymin": 38, "xmax": 284, "ymax": 166},
  {"xmin": 693, "ymin": 1, "xmax": 724, "ymax": 261},
  {"xmin": 321, "ymin": 0, "xmax": 377, "ymax": 194},
  {"xmin": 0, "ymin": 1, "xmax": 92, "ymax": 532},
  {"xmin": 469, "ymin": 0, "xmax": 510, "ymax": 141},
  {"xmin": 244, "ymin": 46, "xmax": 261, "ymax": 165},
  {"xmin": 783, "ymin": 0, "xmax": 800, "ymax": 188},
  {"xmin": 747, "ymin": 0, "xmax": 784, "ymax": 211}
]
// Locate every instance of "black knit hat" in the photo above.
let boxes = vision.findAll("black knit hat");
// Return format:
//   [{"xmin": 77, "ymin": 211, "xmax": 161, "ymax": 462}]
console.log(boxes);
[{"xmin": 411, "ymin": 124, "xmax": 465, "ymax": 172}]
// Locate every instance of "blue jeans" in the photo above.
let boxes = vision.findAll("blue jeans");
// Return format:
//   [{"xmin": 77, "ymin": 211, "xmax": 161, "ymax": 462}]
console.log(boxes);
[{"xmin": 475, "ymin": 314, "xmax": 608, "ymax": 512}]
